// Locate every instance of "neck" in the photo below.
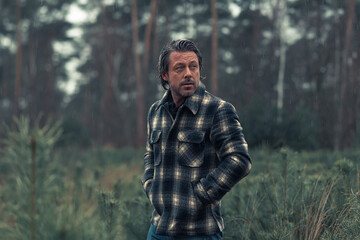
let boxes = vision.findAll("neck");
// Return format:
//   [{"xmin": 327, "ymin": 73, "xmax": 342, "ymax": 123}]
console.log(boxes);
[{"xmin": 171, "ymin": 94, "xmax": 185, "ymax": 107}]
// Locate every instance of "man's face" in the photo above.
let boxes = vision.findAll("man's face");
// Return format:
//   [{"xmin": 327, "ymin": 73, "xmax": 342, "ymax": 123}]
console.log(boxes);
[{"xmin": 162, "ymin": 51, "xmax": 200, "ymax": 106}]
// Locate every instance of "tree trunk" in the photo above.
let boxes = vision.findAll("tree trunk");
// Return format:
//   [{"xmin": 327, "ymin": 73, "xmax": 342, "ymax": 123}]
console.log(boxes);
[
  {"xmin": 335, "ymin": 0, "xmax": 355, "ymax": 150},
  {"xmin": 333, "ymin": 15, "xmax": 341, "ymax": 146},
  {"xmin": 345, "ymin": 27, "xmax": 360, "ymax": 147},
  {"xmin": 84, "ymin": 83, "xmax": 91, "ymax": 136},
  {"xmin": 143, "ymin": 0, "xmax": 158, "ymax": 76},
  {"xmin": 28, "ymin": 23, "xmax": 38, "ymax": 120},
  {"xmin": 2, "ymin": 53, "xmax": 10, "ymax": 100},
  {"xmin": 211, "ymin": 0, "xmax": 218, "ymax": 95},
  {"xmin": 162, "ymin": 0, "xmax": 170, "ymax": 43},
  {"xmin": 45, "ymin": 30, "xmax": 55, "ymax": 118},
  {"xmin": 313, "ymin": 1, "xmax": 323, "ymax": 114},
  {"xmin": 131, "ymin": 0, "xmax": 146, "ymax": 147},
  {"xmin": 248, "ymin": 0, "xmax": 260, "ymax": 102},
  {"xmin": 143, "ymin": 0, "xmax": 159, "ymax": 114},
  {"xmin": 276, "ymin": 0, "xmax": 287, "ymax": 123},
  {"xmin": 153, "ymin": 13, "xmax": 159, "ymax": 70},
  {"xmin": 153, "ymin": 15, "xmax": 159, "ymax": 65},
  {"xmin": 101, "ymin": 5, "xmax": 116, "ymax": 146},
  {"xmin": 14, "ymin": 0, "xmax": 22, "ymax": 116}
]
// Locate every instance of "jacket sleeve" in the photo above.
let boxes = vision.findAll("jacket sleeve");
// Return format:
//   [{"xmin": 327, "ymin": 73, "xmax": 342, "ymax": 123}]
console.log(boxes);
[
  {"xmin": 194, "ymin": 101, "xmax": 252, "ymax": 205},
  {"xmin": 141, "ymin": 107, "xmax": 155, "ymax": 198}
]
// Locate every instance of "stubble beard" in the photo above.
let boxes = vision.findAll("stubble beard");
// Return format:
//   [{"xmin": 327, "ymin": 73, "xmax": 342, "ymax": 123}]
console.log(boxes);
[{"xmin": 179, "ymin": 78, "xmax": 197, "ymax": 97}]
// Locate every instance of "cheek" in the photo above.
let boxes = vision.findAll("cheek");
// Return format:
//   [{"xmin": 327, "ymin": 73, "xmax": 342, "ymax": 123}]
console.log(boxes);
[
  {"xmin": 194, "ymin": 71, "xmax": 200, "ymax": 80},
  {"xmin": 168, "ymin": 77, "xmax": 179, "ymax": 87}
]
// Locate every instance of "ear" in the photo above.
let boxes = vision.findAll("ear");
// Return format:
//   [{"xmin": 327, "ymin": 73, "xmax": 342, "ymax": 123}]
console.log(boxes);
[{"xmin": 162, "ymin": 72, "xmax": 168, "ymax": 81}]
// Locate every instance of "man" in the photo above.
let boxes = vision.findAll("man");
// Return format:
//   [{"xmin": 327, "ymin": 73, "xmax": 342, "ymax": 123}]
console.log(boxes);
[{"xmin": 142, "ymin": 39, "xmax": 252, "ymax": 240}]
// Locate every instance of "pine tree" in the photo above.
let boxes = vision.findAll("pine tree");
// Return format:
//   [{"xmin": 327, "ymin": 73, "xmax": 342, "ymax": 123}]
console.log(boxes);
[
  {"xmin": 2, "ymin": 116, "xmax": 62, "ymax": 239},
  {"xmin": 97, "ymin": 191, "xmax": 119, "ymax": 240}
]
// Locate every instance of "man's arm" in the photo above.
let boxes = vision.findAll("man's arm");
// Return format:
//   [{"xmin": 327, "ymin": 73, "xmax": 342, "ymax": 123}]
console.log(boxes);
[
  {"xmin": 141, "ymin": 109, "xmax": 155, "ymax": 198},
  {"xmin": 194, "ymin": 101, "xmax": 252, "ymax": 205}
]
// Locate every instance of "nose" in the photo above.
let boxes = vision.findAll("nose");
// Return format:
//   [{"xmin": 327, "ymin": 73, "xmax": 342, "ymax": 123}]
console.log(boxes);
[{"xmin": 184, "ymin": 66, "xmax": 191, "ymax": 78}]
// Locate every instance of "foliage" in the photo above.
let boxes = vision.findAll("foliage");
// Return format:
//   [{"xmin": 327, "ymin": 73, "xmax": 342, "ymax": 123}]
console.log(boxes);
[
  {"xmin": 1, "ymin": 0, "xmax": 360, "ymax": 149},
  {"xmin": 0, "ymin": 118, "xmax": 359, "ymax": 239},
  {"xmin": 241, "ymin": 98, "xmax": 280, "ymax": 148},
  {"xmin": 355, "ymin": 124, "xmax": 360, "ymax": 148},
  {"xmin": 242, "ymin": 100, "xmax": 320, "ymax": 150},
  {"xmin": 97, "ymin": 191, "xmax": 119, "ymax": 240},
  {"xmin": 222, "ymin": 148, "xmax": 360, "ymax": 240},
  {"xmin": 119, "ymin": 195, "xmax": 152, "ymax": 240},
  {"xmin": 1, "ymin": 116, "xmax": 64, "ymax": 239},
  {"xmin": 56, "ymin": 117, "xmax": 91, "ymax": 148},
  {"xmin": 282, "ymin": 104, "xmax": 320, "ymax": 150}
]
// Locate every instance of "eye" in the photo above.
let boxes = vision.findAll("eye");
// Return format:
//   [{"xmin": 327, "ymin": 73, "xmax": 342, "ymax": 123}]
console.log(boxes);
[{"xmin": 175, "ymin": 66, "xmax": 184, "ymax": 71}]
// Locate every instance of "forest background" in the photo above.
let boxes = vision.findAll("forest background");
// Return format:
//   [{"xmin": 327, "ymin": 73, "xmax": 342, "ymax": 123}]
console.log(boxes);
[{"xmin": 0, "ymin": 0, "xmax": 359, "ymax": 239}]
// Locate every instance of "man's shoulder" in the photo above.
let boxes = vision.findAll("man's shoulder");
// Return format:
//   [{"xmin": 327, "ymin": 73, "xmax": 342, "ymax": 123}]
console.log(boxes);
[
  {"xmin": 203, "ymin": 90, "xmax": 235, "ymax": 111},
  {"xmin": 148, "ymin": 100, "xmax": 162, "ymax": 113}
]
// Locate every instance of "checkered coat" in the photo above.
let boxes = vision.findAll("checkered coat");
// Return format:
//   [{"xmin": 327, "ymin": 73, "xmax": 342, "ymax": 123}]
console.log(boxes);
[{"xmin": 141, "ymin": 84, "xmax": 252, "ymax": 237}]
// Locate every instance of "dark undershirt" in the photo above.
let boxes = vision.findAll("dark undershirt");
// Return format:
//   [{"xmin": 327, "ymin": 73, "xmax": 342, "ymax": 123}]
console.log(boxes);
[{"xmin": 168, "ymin": 96, "xmax": 183, "ymax": 119}]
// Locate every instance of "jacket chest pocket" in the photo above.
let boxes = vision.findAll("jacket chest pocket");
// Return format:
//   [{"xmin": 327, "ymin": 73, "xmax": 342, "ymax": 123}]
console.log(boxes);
[
  {"xmin": 177, "ymin": 130, "xmax": 205, "ymax": 167},
  {"xmin": 150, "ymin": 130, "xmax": 162, "ymax": 166}
]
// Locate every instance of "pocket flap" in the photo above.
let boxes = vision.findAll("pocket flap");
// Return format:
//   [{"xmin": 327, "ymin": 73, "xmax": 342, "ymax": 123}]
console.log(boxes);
[
  {"xmin": 150, "ymin": 130, "xmax": 162, "ymax": 144},
  {"xmin": 178, "ymin": 130, "xmax": 205, "ymax": 143}
]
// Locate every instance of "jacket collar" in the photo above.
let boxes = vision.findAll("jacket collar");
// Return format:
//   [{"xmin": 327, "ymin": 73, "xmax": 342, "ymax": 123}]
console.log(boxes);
[{"xmin": 156, "ymin": 82, "xmax": 205, "ymax": 115}]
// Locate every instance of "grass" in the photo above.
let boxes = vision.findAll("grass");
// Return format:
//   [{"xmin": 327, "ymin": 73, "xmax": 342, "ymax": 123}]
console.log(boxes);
[{"xmin": 0, "ymin": 118, "xmax": 359, "ymax": 239}]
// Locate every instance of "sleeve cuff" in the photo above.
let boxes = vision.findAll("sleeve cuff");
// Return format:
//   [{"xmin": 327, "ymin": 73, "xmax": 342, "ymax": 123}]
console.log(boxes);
[
  {"xmin": 193, "ymin": 180, "xmax": 212, "ymax": 205},
  {"xmin": 143, "ymin": 178, "xmax": 153, "ymax": 198}
]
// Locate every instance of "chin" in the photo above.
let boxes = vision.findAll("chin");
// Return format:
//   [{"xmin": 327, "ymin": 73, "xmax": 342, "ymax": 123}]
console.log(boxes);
[{"xmin": 182, "ymin": 91, "xmax": 195, "ymax": 97}]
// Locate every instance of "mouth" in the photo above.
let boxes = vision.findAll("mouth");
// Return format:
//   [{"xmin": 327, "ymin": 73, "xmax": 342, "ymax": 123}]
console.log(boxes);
[{"xmin": 181, "ymin": 80, "xmax": 195, "ymax": 87}]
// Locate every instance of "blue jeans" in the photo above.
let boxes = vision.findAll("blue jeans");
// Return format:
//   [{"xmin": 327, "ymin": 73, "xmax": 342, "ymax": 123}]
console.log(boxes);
[{"xmin": 146, "ymin": 224, "xmax": 223, "ymax": 240}]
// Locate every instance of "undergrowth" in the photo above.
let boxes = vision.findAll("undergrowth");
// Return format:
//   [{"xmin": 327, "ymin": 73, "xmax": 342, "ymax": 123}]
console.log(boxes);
[{"xmin": 0, "ymin": 117, "xmax": 359, "ymax": 239}]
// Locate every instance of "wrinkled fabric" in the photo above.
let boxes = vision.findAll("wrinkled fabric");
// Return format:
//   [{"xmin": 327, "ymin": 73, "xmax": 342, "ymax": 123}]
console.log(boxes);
[{"xmin": 142, "ymin": 84, "xmax": 252, "ymax": 237}]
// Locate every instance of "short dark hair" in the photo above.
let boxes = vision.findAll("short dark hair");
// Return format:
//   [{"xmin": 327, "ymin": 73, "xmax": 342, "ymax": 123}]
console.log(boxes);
[{"xmin": 158, "ymin": 39, "xmax": 203, "ymax": 90}]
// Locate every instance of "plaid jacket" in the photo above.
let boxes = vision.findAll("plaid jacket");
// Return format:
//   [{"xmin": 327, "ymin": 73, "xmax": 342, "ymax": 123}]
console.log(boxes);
[{"xmin": 141, "ymin": 84, "xmax": 252, "ymax": 237}]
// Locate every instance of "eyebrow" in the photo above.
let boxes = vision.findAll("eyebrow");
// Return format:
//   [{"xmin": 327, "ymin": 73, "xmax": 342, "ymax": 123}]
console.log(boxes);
[{"xmin": 173, "ymin": 60, "xmax": 198, "ymax": 66}]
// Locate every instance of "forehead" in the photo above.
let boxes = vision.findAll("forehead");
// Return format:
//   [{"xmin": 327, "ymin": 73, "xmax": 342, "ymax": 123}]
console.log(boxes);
[{"xmin": 169, "ymin": 51, "xmax": 198, "ymax": 65}]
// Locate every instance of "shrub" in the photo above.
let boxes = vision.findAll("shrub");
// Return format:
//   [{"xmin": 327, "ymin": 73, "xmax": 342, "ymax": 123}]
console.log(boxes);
[
  {"xmin": 1, "ymin": 116, "xmax": 64, "ymax": 239},
  {"xmin": 283, "ymin": 104, "xmax": 320, "ymax": 150},
  {"xmin": 56, "ymin": 117, "xmax": 91, "ymax": 148},
  {"xmin": 222, "ymin": 148, "xmax": 358, "ymax": 240},
  {"xmin": 241, "ymin": 100, "xmax": 320, "ymax": 150},
  {"xmin": 1, "ymin": 118, "xmax": 358, "ymax": 239},
  {"xmin": 241, "ymin": 98, "xmax": 280, "ymax": 148}
]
